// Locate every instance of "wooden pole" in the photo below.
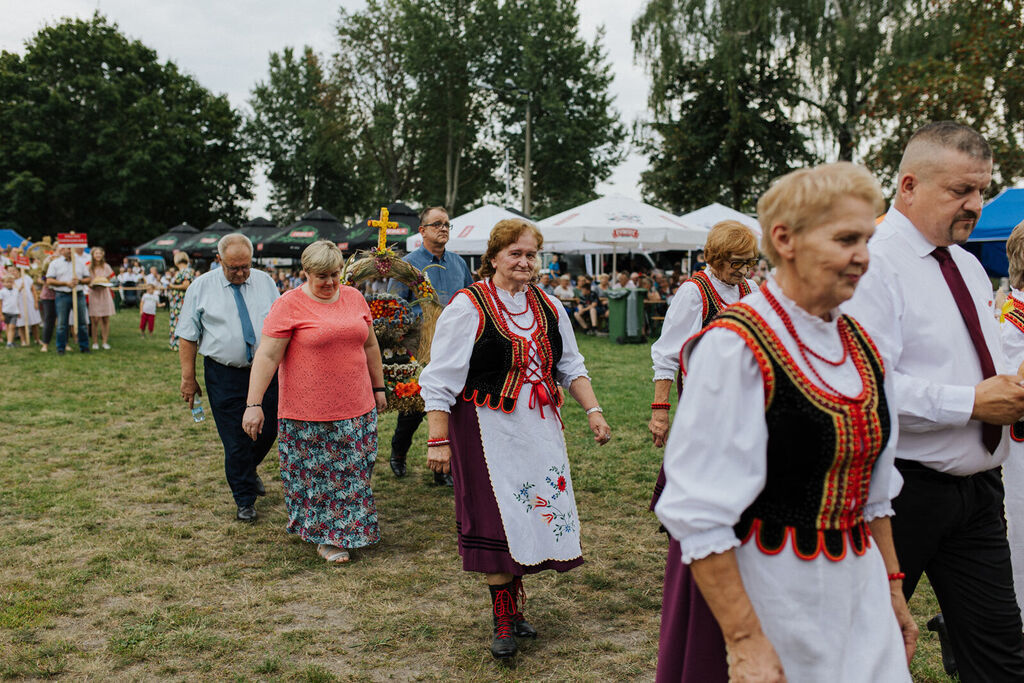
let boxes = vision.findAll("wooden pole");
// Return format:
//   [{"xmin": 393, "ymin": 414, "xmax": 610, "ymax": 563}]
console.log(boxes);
[{"xmin": 71, "ymin": 249, "xmax": 79, "ymax": 337}]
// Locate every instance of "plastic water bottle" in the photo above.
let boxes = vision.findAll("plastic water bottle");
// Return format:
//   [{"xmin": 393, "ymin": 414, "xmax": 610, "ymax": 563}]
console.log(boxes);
[{"xmin": 191, "ymin": 397, "xmax": 206, "ymax": 423}]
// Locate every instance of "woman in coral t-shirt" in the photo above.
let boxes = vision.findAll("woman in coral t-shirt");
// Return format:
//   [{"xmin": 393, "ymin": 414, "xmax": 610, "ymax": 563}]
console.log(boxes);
[{"xmin": 242, "ymin": 240, "xmax": 387, "ymax": 564}]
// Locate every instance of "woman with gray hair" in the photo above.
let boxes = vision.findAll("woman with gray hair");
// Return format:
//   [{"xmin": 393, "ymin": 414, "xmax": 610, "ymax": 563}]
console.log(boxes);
[
  {"xmin": 242, "ymin": 240, "xmax": 387, "ymax": 564},
  {"xmin": 655, "ymin": 163, "xmax": 915, "ymax": 680}
]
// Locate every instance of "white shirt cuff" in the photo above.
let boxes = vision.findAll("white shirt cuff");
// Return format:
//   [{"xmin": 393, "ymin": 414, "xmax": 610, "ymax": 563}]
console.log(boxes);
[
  {"xmin": 559, "ymin": 371, "xmax": 589, "ymax": 388},
  {"xmin": 863, "ymin": 501, "xmax": 895, "ymax": 522},
  {"xmin": 653, "ymin": 371, "xmax": 676, "ymax": 382},
  {"xmin": 423, "ymin": 399, "xmax": 453, "ymax": 413},
  {"xmin": 939, "ymin": 384, "xmax": 977, "ymax": 427},
  {"xmin": 677, "ymin": 527, "xmax": 742, "ymax": 564}
]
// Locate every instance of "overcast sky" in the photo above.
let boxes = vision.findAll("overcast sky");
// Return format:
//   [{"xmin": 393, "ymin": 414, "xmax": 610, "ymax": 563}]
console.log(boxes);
[{"xmin": 0, "ymin": 0, "xmax": 650, "ymax": 218}]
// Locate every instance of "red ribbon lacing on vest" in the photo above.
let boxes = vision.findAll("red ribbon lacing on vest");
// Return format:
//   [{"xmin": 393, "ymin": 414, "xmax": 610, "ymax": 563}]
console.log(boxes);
[{"xmin": 522, "ymin": 339, "xmax": 564, "ymax": 429}]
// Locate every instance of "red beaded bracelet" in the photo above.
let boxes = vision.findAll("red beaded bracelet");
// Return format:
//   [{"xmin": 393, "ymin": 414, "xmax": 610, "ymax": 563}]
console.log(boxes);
[
  {"xmin": 887, "ymin": 572, "xmax": 905, "ymax": 581},
  {"xmin": 651, "ymin": 402, "xmax": 671, "ymax": 410},
  {"xmin": 427, "ymin": 438, "xmax": 450, "ymax": 448}
]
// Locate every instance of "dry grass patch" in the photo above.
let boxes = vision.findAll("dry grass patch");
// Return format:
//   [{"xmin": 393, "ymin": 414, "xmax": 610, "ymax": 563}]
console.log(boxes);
[{"xmin": 2, "ymin": 310, "xmax": 952, "ymax": 680}]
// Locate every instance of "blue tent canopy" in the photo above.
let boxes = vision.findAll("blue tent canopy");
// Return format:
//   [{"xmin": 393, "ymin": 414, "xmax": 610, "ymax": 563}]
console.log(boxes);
[
  {"xmin": 964, "ymin": 188, "xmax": 1024, "ymax": 277},
  {"xmin": 0, "ymin": 228, "xmax": 27, "ymax": 249}
]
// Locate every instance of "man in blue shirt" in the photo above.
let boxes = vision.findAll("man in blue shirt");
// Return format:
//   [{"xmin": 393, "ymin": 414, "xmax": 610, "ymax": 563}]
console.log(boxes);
[
  {"xmin": 389, "ymin": 206, "xmax": 474, "ymax": 485},
  {"xmin": 177, "ymin": 234, "xmax": 280, "ymax": 523}
]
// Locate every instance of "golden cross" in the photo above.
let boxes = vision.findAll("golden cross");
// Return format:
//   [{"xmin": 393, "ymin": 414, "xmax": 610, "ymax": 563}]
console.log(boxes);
[{"xmin": 368, "ymin": 207, "xmax": 398, "ymax": 251}]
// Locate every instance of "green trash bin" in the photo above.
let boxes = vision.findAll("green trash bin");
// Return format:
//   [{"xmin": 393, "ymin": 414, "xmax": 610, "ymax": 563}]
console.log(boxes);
[{"xmin": 606, "ymin": 288, "xmax": 647, "ymax": 344}]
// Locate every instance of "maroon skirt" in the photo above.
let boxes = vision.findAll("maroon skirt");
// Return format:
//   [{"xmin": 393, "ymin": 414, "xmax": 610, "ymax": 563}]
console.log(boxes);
[
  {"xmin": 449, "ymin": 397, "xmax": 584, "ymax": 576},
  {"xmin": 655, "ymin": 536, "xmax": 728, "ymax": 682}
]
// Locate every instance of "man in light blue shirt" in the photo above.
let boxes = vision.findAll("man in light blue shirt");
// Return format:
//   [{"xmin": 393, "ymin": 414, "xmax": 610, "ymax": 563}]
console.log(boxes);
[
  {"xmin": 388, "ymin": 206, "xmax": 474, "ymax": 484},
  {"xmin": 176, "ymin": 233, "xmax": 280, "ymax": 522}
]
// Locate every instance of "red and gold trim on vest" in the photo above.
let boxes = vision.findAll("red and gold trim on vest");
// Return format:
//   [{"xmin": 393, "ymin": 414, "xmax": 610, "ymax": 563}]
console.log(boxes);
[
  {"xmin": 1005, "ymin": 297, "xmax": 1024, "ymax": 442},
  {"xmin": 458, "ymin": 282, "xmax": 563, "ymax": 413},
  {"xmin": 688, "ymin": 270, "xmax": 754, "ymax": 329},
  {"xmin": 697, "ymin": 303, "xmax": 887, "ymax": 562},
  {"xmin": 1006, "ymin": 296, "xmax": 1024, "ymax": 336}
]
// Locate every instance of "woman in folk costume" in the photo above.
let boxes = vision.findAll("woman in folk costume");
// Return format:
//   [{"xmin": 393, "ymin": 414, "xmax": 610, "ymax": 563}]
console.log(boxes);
[
  {"xmin": 419, "ymin": 219, "xmax": 612, "ymax": 661},
  {"xmin": 646, "ymin": 220, "xmax": 759, "ymax": 682},
  {"xmin": 655, "ymin": 163, "xmax": 917, "ymax": 681},
  {"xmin": 999, "ymin": 220, "xmax": 1024, "ymax": 624}
]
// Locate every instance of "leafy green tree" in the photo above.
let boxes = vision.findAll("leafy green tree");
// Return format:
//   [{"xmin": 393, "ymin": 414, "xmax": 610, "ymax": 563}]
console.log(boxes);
[
  {"xmin": 335, "ymin": 0, "xmax": 421, "ymax": 205},
  {"xmin": 866, "ymin": 0, "xmax": 1024, "ymax": 190},
  {"xmin": 633, "ymin": 0, "xmax": 812, "ymax": 211},
  {"xmin": 0, "ymin": 14, "xmax": 252, "ymax": 245},
  {"xmin": 397, "ymin": 0, "xmax": 500, "ymax": 214},
  {"xmin": 488, "ymin": 0, "xmax": 626, "ymax": 218},
  {"xmin": 246, "ymin": 46, "xmax": 368, "ymax": 225}
]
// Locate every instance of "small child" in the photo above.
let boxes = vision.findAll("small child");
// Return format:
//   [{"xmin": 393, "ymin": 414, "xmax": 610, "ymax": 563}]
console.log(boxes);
[
  {"xmin": 1, "ymin": 276, "xmax": 20, "ymax": 348},
  {"xmin": 139, "ymin": 284, "xmax": 163, "ymax": 337}
]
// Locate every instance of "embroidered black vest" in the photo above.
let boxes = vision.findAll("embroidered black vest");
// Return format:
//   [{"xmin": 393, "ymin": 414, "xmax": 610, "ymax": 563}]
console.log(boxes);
[
  {"xmin": 698, "ymin": 304, "xmax": 890, "ymax": 561},
  {"xmin": 459, "ymin": 282, "xmax": 563, "ymax": 413},
  {"xmin": 688, "ymin": 270, "xmax": 753, "ymax": 328}
]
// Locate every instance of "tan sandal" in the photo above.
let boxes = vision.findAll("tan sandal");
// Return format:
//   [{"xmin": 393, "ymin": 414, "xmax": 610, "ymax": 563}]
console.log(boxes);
[{"xmin": 317, "ymin": 543, "xmax": 350, "ymax": 564}]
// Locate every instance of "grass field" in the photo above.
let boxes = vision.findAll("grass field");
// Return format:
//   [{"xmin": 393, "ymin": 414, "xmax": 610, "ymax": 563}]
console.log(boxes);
[{"xmin": 1, "ymin": 309, "xmax": 950, "ymax": 681}]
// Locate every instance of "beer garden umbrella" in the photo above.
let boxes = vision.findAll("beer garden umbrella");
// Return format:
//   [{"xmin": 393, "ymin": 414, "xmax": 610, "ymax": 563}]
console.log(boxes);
[
  {"xmin": 179, "ymin": 221, "xmax": 237, "ymax": 260},
  {"xmin": 134, "ymin": 222, "xmax": 199, "ymax": 259},
  {"xmin": 256, "ymin": 208, "xmax": 345, "ymax": 258}
]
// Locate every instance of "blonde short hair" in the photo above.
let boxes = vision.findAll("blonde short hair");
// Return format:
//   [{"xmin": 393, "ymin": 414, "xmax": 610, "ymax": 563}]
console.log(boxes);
[
  {"xmin": 703, "ymin": 220, "xmax": 759, "ymax": 267},
  {"xmin": 174, "ymin": 251, "xmax": 191, "ymax": 267},
  {"xmin": 300, "ymin": 240, "xmax": 343, "ymax": 275},
  {"xmin": 1006, "ymin": 220, "xmax": 1024, "ymax": 290},
  {"xmin": 480, "ymin": 219, "xmax": 544, "ymax": 279},
  {"xmin": 757, "ymin": 162, "xmax": 884, "ymax": 264}
]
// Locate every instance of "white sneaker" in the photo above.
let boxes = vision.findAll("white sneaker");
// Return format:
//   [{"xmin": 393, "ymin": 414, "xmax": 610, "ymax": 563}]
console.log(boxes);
[
  {"xmin": 92, "ymin": 343, "xmax": 99, "ymax": 350},
  {"xmin": 102, "ymin": 343, "xmax": 111, "ymax": 350}
]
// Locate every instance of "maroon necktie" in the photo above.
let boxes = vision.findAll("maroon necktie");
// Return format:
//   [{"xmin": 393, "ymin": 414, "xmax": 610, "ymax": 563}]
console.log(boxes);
[{"xmin": 931, "ymin": 247, "xmax": 1001, "ymax": 453}]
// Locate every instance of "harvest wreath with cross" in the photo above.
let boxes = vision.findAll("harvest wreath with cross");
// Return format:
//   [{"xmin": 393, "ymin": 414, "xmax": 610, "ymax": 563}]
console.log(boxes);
[{"xmin": 342, "ymin": 207, "xmax": 443, "ymax": 414}]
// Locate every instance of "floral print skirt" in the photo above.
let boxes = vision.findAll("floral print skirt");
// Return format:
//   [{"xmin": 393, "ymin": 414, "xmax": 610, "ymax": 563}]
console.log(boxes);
[{"xmin": 278, "ymin": 410, "xmax": 380, "ymax": 549}]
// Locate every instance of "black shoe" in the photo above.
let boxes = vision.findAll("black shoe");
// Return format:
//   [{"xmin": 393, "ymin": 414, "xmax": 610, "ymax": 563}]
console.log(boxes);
[
  {"xmin": 390, "ymin": 455, "xmax": 407, "ymax": 478},
  {"xmin": 255, "ymin": 475, "xmax": 266, "ymax": 496},
  {"xmin": 489, "ymin": 584, "xmax": 518, "ymax": 659},
  {"xmin": 433, "ymin": 471, "xmax": 454, "ymax": 487},
  {"xmin": 236, "ymin": 504, "xmax": 257, "ymax": 523},
  {"xmin": 927, "ymin": 614, "xmax": 958, "ymax": 677},
  {"xmin": 510, "ymin": 577, "xmax": 537, "ymax": 638}
]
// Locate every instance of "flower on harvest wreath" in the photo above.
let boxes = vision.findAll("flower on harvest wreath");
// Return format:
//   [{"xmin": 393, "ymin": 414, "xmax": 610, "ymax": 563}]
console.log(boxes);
[{"xmin": 394, "ymin": 380, "xmax": 421, "ymax": 398}]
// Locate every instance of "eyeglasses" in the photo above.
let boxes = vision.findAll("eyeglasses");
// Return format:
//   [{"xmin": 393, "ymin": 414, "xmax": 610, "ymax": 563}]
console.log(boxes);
[
  {"xmin": 728, "ymin": 259, "xmax": 759, "ymax": 270},
  {"xmin": 422, "ymin": 221, "xmax": 451, "ymax": 230},
  {"xmin": 223, "ymin": 264, "xmax": 251, "ymax": 273}
]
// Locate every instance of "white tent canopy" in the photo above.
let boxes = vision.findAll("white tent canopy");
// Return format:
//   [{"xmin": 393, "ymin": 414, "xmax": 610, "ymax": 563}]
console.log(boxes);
[
  {"xmin": 537, "ymin": 194, "xmax": 707, "ymax": 251},
  {"xmin": 680, "ymin": 202, "xmax": 762, "ymax": 238},
  {"xmin": 405, "ymin": 204, "xmax": 526, "ymax": 255}
]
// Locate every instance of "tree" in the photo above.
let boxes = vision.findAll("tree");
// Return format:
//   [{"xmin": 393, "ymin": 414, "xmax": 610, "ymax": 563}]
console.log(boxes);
[
  {"xmin": 0, "ymin": 14, "xmax": 252, "ymax": 245},
  {"xmin": 633, "ymin": 0, "xmax": 812, "ymax": 211},
  {"xmin": 397, "ymin": 0, "xmax": 500, "ymax": 213},
  {"xmin": 488, "ymin": 0, "xmax": 626, "ymax": 218},
  {"xmin": 335, "ymin": 0, "xmax": 421, "ymax": 205},
  {"xmin": 246, "ymin": 46, "xmax": 368, "ymax": 225},
  {"xmin": 866, "ymin": 0, "xmax": 1024, "ymax": 190}
]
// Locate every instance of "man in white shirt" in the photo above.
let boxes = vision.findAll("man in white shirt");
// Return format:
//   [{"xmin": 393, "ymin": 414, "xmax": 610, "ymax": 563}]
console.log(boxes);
[
  {"xmin": 176, "ymin": 234, "xmax": 280, "ymax": 523},
  {"xmin": 844, "ymin": 122, "xmax": 1024, "ymax": 681},
  {"xmin": 45, "ymin": 244, "xmax": 91, "ymax": 355}
]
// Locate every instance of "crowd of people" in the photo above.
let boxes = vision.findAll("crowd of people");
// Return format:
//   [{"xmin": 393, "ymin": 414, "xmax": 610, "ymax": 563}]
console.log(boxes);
[{"xmin": 11, "ymin": 118, "xmax": 1024, "ymax": 679}]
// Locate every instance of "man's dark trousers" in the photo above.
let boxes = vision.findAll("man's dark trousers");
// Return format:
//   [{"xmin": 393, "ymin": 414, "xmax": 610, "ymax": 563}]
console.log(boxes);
[
  {"xmin": 893, "ymin": 460, "xmax": 1024, "ymax": 682},
  {"xmin": 204, "ymin": 358, "xmax": 279, "ymax": 507},
  {"xmin": 392, "ymin": 410, "xmax": 425, "ymax": 463}
]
